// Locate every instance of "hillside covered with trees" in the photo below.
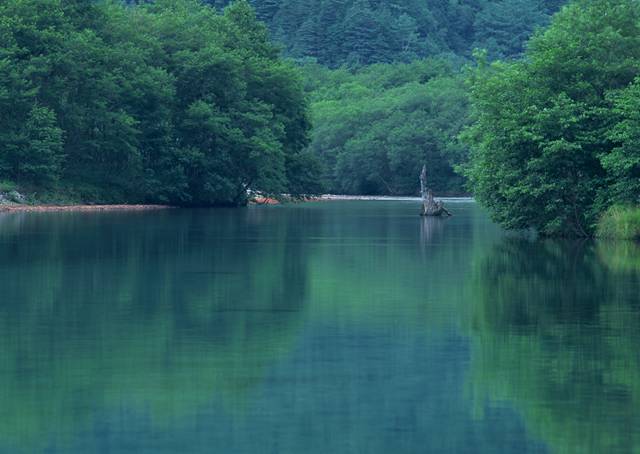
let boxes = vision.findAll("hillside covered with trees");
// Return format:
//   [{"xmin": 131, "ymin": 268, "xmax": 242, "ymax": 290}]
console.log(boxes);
[
  {"xmin": 201, "ymin": 0, "xmax": 568, "ymax": 197},
  {"xmin": 0, "ymin": 0, "xmax": 321, "ymax": 205},
  {"xmin": 303, "ymin": 59, "xmax": 468, "ymax": 195},
  {"xmin": 3, "ymin": 0, "xmax": 639, "ymax": 238},
  {"xmin": 210, "ymin": 0, "xmax": 565, "ymax": 65},
  {"xmin": 1, "ymin": 0, "xmax": 570, "ymax": 205}
]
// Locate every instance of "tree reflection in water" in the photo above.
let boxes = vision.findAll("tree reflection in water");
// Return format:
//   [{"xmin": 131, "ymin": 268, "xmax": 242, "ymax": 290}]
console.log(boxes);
[
  {"xmin": 0, "ymin": 209, "xmax": 310, "ymax": 449},
  {"xmin": 468, "ymin": 238, "xmax": 640, "ymax": 454}
]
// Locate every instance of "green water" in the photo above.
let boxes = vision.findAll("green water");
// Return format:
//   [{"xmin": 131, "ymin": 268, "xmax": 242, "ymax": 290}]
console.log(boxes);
[{"xmin": 0, "ymin": 201, "xmax": 639, "ymax": 453}]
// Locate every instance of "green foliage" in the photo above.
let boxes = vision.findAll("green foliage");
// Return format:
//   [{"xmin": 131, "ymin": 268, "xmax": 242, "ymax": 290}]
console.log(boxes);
[
  {"xmin": 464, "ymin": 0, "xmax": 640, "ymax": 236},
  {"xmin": 0, "ymin": 0, "xmax": 319, "ymax": 205},
  {"xmin": 473, "ymin": 0, "xmax": 549, "ymax": 60},
  {"xmin": 597, "ymin": 205, "xmax": 640, "ymax": 240},
  {"xmin": 0, "ymin": 0, "xmax": 579, "ymax": 202},
  {"xmin": 469, "ymin": 238, "xmax": 640, "ymax": 453},
  {"xmin": 597, "ymin": 239, "xmax": 640, "ymax": 273},
  {"xmin": 606, "ymin": 77, "xmax": 640, "ymax": 204},
  {"xmin": 7, "ymin": 105, "xmax": 63, "ymax": 185},
  {"xmin": 304, "ymin": 59, "xmax": 469, "ymax": 195},
  {"xmin": 209, "ymin": 0, "xmax": 564, "ymax": 67},
  {"xmin": 200, "ymin": 0, "xmax": 566, "ymax": 196},
  {"xmin": 0, "ymin": 181, "xmax": 17, "ymax": 193}
]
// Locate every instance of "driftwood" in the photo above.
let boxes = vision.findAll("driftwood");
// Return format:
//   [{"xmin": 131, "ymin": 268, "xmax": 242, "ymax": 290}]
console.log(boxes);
[{"xmin": 419, "ymin": 165, "xmax": 451, "ymax": 217}]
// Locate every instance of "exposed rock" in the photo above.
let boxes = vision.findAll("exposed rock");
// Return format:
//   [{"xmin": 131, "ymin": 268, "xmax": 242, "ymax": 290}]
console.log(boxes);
[
  {"xmin": 251, "ymin": 196, "xmax": 280, "ymax": 205},
  {"xmin": 7, "ymin": 190, "xmax": 27, "ymax": 204}
]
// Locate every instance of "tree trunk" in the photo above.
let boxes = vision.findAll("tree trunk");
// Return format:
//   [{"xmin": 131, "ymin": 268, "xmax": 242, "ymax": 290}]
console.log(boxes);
[{"xmin": 419, "ymin": 165, "xmax": 451, "ymax": 217}]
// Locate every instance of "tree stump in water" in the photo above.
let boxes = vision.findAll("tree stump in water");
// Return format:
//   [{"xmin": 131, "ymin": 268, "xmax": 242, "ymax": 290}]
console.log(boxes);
[{"xmin": 419, "ymin": 165, "xmax": 451, "ymax": 217}]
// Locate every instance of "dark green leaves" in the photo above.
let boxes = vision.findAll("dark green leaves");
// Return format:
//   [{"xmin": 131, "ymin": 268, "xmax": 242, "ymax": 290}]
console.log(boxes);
[
  {"xmin": 464, "ymin": 0, "xmax": 640, "ymax": 236},
  {"xmin": 0, "ymin": 0, "xmax": 317, "ymax": 204},
  {"xmin": 305, "ymin": 59, "xmax": 469, "ymax": 196},
  {"xmin": 209, "ymin": 0, "xmax": 563, "ymax": 68}
]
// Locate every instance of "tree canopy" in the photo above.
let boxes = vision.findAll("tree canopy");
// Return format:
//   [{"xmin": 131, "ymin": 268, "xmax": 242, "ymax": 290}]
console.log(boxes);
[
  {"xmin": 463, "ymin": 0, "xmax": 640, "ymax": 236},
  {"xmin": 304, "ymin": 59, "xmax": 469, "ymax": 195},
  {"xmin": 211, "ymin": 0, "xmax": 564, "ymax": 67},
  {"xmin": 0, "ymin": 0, "xmax": 319, "ymax": 205}
]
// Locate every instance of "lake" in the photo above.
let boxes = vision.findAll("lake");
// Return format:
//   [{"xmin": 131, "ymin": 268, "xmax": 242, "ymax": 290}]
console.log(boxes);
[{"xmin": 0, "ymin": 201, "xmax": 639, "ymax": 453}]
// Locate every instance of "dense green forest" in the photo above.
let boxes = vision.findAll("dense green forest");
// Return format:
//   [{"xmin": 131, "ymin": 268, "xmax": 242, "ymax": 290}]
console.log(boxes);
[
  {"xmin": 464, "ymin": 0, "xmax": 640, "ymax": 236},
  {"xmin": 206, "ymin": 0, "xmax": 568, "ymax": 197},
  {"xmin": 209, "ymin": 0, "xmax": 565, "ymax": 65},
  {"xmin": 2, "ymin": 0, "xmax": 640, "ymax": 237},
  {"xmin": 302, "ymin": 60, "xmax": 468, "ymax": 195},
  {"xmin": 0, "ymin": 0, "xmax": 567, "ymax": 205},
  {"xmin": 0, "ymin": 0, "xmax": 320, "ymax": 205}
]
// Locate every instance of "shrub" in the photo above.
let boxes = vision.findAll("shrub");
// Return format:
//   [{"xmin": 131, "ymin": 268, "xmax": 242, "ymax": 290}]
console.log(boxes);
[
  {"xmin": 597, "ymin": 206, "xmax": 640, "ymax": 240},
  {"xmin": 0, "ymin": 181, "xmax": 17, "ymax": 193}
]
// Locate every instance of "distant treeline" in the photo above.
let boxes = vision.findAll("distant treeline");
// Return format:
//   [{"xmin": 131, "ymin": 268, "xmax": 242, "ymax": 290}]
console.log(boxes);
[
  {"xmin": 196, "ymin": 0, "xmax": 568, "ymax": 197},
  {"xmin": 0, "ymin": 0, "xmax": 321, "ymax": 205},
  {"xmin": 303, "ymin": 59, "xmax": 468, "ymax": 195},
  {"xmin": 208, "ymin": 0, "xmax": 565, "ymax": 66},
  {"xmin": 1, "ymin": 0, "xmax": 576, "ymax": 204}
]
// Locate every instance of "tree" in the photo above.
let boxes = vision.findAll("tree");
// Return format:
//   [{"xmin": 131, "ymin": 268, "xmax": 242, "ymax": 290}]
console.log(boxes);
[
  {"xmin": 473, "ymin": 0, "xmax": 549, "ymax": 60},
  {"xmin": 605, "ymin": 78, "xmax": 640, "ymax": 205},
  {"xmin": 0, "ymin": 0, "xmax": 318, "ymax": 204},
  {"xmin": 463, "ymin": 0, "xmax": 640, "ymax": 236}
]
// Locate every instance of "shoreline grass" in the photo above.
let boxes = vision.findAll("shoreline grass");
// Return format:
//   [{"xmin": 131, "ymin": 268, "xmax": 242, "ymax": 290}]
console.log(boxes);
[{"xmin": 596, "ymin": 205, "xmax": 640, "ymax": 240}]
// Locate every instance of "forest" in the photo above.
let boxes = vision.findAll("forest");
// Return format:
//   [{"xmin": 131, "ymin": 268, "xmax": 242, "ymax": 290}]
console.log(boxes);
[
  {"xmin": 1, "ymin": 0, "xmax": 640, "ymax": 236},
  {"xmin": 302, "ymin": 59, "xmax": 468, "ymax": 195},
  {"xmin": 0, "ymin": 0, "xmax": 320, "ymax": 205},
  {"xmin": 464, "ymin": 0, "xmax": 640, "ymax": 236},
  {"xmin": 208, "ymin": 0, "xmax": 565, "ymax": 65}
]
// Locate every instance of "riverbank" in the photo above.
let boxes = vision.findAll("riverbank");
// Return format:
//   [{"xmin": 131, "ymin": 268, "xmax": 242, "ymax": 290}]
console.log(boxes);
[
  {"xmin": 0, "ymin": 204, "xmax": 174, "ymax": 213},
  {"xmin": 0, "ymin": 192, "xmax": 475, "ymax": 214},
  {"xmin": 317, "ymin": 195, "xmax": 474, "ymax": 202}
]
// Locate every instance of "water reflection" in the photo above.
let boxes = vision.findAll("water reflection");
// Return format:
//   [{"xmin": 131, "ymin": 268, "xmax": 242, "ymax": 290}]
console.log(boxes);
[
  {"xmin": 469, "ymin": 238, "xmax": 640, "ymax": 453},
  {"xmin": 0, "ymin": 203, "xmax": 536, "ymax": 454},
  {"xmin": 597, "ymin": 240, "xmax": 640, "ymax": 274},
  {"xmin": 419, "ymin": 216, "xmax": 448, "ymax": 244},
  {"xmin": 1, "ymin": 203, "xmax": 638, "ymax": 453},
  {"xmin": 0, "ymin": 209, "xmax": 309, "ymax": 450}
]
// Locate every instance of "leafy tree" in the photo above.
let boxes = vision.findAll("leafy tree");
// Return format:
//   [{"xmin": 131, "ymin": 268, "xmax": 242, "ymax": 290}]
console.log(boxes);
[
  {"xmin": 605, "ymin": 78, "xmax": 640, "ymax": 204},
  {"xmin": 18, "ymin": 106, "xmax": 64, "ymax": 185},
  {"xmin": 0, "ymin": 0, "xmax": 319, "ymax": 204},
  {"xmin": 463, "ymin": 0, "xmax": 640, "ymax": 236}
]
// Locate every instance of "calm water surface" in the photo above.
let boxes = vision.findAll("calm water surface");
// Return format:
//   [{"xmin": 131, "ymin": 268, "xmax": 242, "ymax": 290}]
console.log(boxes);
[{"xmin": 0, "ymin": 201, "xmax": 639, "ymax": 453}]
